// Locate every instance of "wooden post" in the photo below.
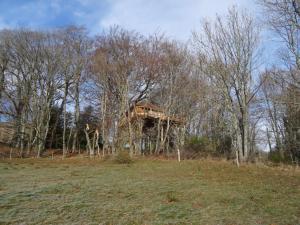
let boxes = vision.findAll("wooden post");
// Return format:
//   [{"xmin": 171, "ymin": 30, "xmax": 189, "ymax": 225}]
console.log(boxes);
[
  {"xmin": 9, "ymin": 147, "xmax": 12, "ymax": 160},
  {"xmin": 95, "ymin": 129, "xmax": 100, "ymax": 157},
  {"xmin": 84, "ymin": 124, "xmax": 93, "ymax": 158},
  {"xmin": 149, "ymin": 137, "xmax": 152, "ymax": 155},
  {"xmin": 236, "ymin": 149, "xmax": 240, "ymax": 168},
  {"xmin": 166, "ymin": 137, "xmax": 169, "ymax": 157},
  {"xmin": 177, "ymin": 149, "xmax": 181, "ymax": 162}
]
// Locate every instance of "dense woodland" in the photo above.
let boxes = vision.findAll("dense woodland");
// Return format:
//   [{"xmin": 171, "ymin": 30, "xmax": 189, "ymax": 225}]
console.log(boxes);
[{"xmin": 0, "ymin": 1, "xmax": 299, "ymax": 165}]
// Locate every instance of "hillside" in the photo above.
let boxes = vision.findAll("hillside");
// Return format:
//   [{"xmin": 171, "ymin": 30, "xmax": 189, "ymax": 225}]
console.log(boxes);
[{"xmin": 0, "ymin": 159, "xmax": 299, "ymax": 225}]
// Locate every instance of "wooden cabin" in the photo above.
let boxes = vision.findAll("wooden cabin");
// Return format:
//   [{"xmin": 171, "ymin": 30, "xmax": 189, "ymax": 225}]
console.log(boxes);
[
  {"xmin": 0, "ymin": 122, "xmax": 15, "ymax": 144},
  {"xmin": 119, "ymin": 102, "xmax": 185, "ymax": 154},
  {"xmin": 0, "ymin": 122, "xmax": 31, "ymax": 146},
  {"xmin": 121, "ymin": 102, "xmax": 184, "ymax": 126}
]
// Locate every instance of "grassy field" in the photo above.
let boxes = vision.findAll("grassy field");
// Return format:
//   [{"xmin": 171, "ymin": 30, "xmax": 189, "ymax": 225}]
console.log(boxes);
[{"xmin": 0, "ymin": 158, "xmax": 299, "ymax": 225}]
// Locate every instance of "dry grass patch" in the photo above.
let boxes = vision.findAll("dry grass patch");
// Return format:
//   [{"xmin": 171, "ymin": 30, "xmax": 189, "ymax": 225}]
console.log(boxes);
[{"xmin": 0, "ymin": 158, "xmax": 299, "ymax": 225}]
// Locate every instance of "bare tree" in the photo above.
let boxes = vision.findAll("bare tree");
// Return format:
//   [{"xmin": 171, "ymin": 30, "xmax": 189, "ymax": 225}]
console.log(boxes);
[
  {"xmin": 0, "ymin": 30, "xmax": 10, "ymax": 102},
  {"xmin": 259, "ymin": 0, "xmax": 300, "ymax": 88},
  {"xmin": 92, "ymin": 26, "xmax": 165, "ymax": 155},
  {"xmin": 193, "ymin": 7, "xmax": 261, "ymax": 162},
  {"xmin": 258, "ymin": 0, "xmax": 300, "ymax": 163}
]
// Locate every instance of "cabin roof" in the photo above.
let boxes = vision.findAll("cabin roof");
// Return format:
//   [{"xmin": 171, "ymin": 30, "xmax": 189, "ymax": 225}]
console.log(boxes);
[
  {"xmin": 121, "ymin": 102, "xmax": 185, "ymax": 127},
  {"xmin": 134, "ymin": 102, "xmax": 163, "ymax": 112}
]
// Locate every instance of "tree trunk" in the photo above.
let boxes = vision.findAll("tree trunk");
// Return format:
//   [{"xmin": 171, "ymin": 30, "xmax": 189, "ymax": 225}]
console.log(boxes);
[
  {"xmin": 128, "ymin": 114, "xmax": 133, "ymax": 156},
  {"xmin": 0, "ymin": 66, "xmax": 5, "ymax": 101},
  {"xmin": 72, "ymin": 75, "xmax": 80, "ymax": 153},
  {"xmin": 240, "ymin": 108, "xmax": 249, "ymax": 162},
  {"xmin": 95, "ymin": 129, "xmax": 100, "ymax": 157},
  {"xmin": 160, "ymin": 116, "xmax": 171, "ymax": 153},
  {"xmin": 101, "ymin": 93, "xmax": 107, "ymax": 156},
  {"xmin": 155, "ymin": 119, "xmax": 161, "ymax": 154},
  {"xmin": 84, "ymin": 124, "xmax": 93, "ymax": 157},
  {"xmin": 67, "ymin": 127, "xmax": 73, "ymax": 152},
  {"xmin": 62, "ymin": 82, "xmax": 69, "ymax": 158}
]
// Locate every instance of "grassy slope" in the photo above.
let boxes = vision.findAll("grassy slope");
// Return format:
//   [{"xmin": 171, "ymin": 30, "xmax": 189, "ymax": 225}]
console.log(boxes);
[{"xmin": 0, "ymin": 158, "xmax": 299, "ymax": 225}]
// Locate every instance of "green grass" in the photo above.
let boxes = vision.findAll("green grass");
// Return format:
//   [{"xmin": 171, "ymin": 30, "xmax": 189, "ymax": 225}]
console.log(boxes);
[{"xmin": 0, "ymin": 158, "xmax": 299, "ymax": 225}]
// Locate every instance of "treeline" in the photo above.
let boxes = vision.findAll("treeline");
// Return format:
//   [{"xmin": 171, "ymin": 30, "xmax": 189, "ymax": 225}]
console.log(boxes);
[
  {"xmin": 0, "ymin": 26, "xmax": 90, "ymax": 157},
  {"xmin": 0, "ymin": 2, "xmax": 299, "ymax": 164}
]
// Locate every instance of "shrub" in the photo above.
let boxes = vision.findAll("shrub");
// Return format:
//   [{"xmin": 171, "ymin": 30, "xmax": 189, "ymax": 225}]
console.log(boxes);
[
  {"xmin": 114, "ymin": 150, "xmax": 133, "ymax": 164},
  {"xmin": 268, "ymin": 150, "xmax": 286, "ymax": 164},
  {"xmin": 216, "ymin": 135, "xmax": 233, "ymax": 159},
  {"xmin": 184, "ymin": 136, "xmax": 216, "ymax": 158},
  {"xmin": 166, "ymin": 191, "xmax": 179, "ymax": 203}
]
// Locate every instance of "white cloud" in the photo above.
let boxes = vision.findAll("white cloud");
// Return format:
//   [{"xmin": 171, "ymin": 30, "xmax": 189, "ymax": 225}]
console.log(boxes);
[{"xmin": 98, "ymin": 0, "xmax": 255, "ymax": 40}]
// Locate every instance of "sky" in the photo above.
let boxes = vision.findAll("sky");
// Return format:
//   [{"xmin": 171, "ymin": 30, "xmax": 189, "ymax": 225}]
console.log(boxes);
[
  {"xmin": 0, "ymin": 0, "xmax": 278, "ymax": 150},
  {"xmin": 0, "ymin": 0, "xmax": 257, "ymax": 41},
  {"xmin": 0, "ymin": 0, "xmax": 278, "ymax": 67}
]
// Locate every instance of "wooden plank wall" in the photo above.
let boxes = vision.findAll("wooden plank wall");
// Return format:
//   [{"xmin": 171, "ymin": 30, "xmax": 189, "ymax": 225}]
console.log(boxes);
[{"xmin": 0, "ymin": 123, "xmax": 15, "ymax": 144}]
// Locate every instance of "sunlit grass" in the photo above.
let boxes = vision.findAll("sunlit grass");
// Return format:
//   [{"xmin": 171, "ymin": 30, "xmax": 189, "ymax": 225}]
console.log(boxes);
[{"xmin": 0, "ymin": 158, "xmax": 299, "ymax": 224}]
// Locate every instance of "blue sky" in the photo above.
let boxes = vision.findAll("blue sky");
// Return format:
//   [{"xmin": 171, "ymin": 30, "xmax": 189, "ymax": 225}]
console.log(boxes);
[
  {"xmin": 0, "ymin": 0, "xmax": 278, "ymax": 66},
  {"xmin": 0, "ymin": 0, "xmax": 256, "ymax": 40},
  {"xmin": 0, "ymin": 0, "xmax": 110, "ymax": 33}
]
